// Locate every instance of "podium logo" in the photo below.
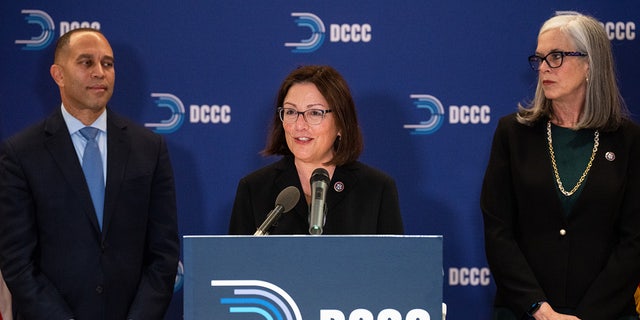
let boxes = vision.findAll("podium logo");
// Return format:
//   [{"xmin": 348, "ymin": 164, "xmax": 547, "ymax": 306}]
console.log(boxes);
[
  {"xmin": 174, "ymin": 260, "xmax": 184, "ymax": 292},
  {"xmin": 15, "ymin": 9, "xmax": 55, "ymax": 50},
  {"xmin": 321, "ymin": 308, "xmax": 431, "ymax": 320},
  {"xmin": 211, "ymin": 280, "xmax": 303, "ymax": 320}
]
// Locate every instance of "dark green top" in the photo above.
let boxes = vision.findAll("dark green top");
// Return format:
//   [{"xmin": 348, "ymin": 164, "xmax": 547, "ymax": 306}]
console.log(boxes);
[{"xmin": 550, "ymin": 124, "xmax": 596, "ymax": 215}]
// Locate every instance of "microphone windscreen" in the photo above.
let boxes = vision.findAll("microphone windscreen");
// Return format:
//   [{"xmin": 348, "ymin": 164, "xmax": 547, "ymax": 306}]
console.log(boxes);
[
  {"xmin": 275, "ymin": 186, "xmax": 301, "ymax": 212},
  {"xmin": 311, "ymin": 168, "xmax": 330, "ymax": 183}
]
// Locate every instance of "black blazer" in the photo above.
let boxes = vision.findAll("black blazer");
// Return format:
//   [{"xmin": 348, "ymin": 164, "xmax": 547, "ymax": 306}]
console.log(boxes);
[
  {"xmin": 0, "ymin": 109, "xmax": 179, "ymax": 320},
  {"xmin": 229, "ymin": 156, "xmax": 404, "ymax": 235},
  {"xmin": 481, "ymin": 114, "xmax": 640, "ymax": 319}
]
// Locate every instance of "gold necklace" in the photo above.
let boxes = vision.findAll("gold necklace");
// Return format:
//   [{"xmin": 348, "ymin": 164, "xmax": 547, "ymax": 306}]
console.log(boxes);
[{"xmin": 547, "ymin": 121, "xmax": 599, "ymax": 196}]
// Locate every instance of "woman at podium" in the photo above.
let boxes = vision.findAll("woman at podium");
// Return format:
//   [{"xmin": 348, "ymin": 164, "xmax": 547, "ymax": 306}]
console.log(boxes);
[{"xmin": 229, "ymin": 65, "xmax": 404, "ymax": 235}]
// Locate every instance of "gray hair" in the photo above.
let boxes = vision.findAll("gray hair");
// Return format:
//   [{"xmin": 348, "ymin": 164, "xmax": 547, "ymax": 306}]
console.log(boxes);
[{"xmin": 517, "ymin": 12, "xmax": 628, "ymax": 131}]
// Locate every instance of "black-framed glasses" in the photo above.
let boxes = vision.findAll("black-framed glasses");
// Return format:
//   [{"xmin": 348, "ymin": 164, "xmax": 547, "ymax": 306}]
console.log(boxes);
[
  {"xmin": 278, "ymin": 107, "xmax": 332, "ymax": 125},
  {"xmin": 528, "ymin": 51, "xmax": 588, "ymax": 71}
]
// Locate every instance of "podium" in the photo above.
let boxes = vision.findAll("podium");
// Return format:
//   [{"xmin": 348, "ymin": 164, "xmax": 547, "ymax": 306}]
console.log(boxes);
[{"xmin": 184, "ymin": 235, "xmax": 442, "ymax": 320}]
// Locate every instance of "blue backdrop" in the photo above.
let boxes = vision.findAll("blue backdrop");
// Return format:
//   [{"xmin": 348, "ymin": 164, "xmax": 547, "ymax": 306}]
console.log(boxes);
[{"xmin": 1, "ymin": 1, "xmax": 638, "ymax": 319}]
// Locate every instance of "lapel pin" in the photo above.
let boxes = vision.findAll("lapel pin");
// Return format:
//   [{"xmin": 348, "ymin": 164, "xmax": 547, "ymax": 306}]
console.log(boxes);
[{"xmin": 605, "ymin": 151, "xmax": 615, "ymax": 161}]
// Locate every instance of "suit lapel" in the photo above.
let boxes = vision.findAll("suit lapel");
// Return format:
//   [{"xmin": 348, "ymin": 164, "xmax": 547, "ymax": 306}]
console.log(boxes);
[
  {"xmin": 570, "ymin": 128, "xmax": 618, "ymax": 220},
  {"xmin": 43, "ymin": 110, "xmax": 103, "ymax": 234},
  {"xmin": 102, "ymin": 111, "xmax": 130, "ymax": 237},
  {"xmin": 272, "ymin": 158, "xmax": 305, "ymax": 218},
  {"xmin": 326, "ymin": 164, "xmax": 357, "ymax": 211}
]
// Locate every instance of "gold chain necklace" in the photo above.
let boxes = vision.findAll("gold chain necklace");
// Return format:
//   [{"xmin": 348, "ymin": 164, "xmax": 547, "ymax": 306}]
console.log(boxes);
[{"xmin": 547, "ymin": 121, "xmax": 599, "ymax": 197}]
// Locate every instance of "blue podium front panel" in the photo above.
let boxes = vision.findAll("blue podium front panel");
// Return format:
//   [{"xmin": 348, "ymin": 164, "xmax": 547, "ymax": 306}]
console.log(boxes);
[{"xmin": 184, "ymin": 235, "xmax": 442, "ymax": 320}]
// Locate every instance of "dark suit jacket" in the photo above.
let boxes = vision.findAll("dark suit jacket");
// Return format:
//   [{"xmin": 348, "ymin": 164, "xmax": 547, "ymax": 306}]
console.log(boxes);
[
  {"xmin": 481, "ymin": 114, "xmax": 640, "ymax": 319},
  {"xmin": 0, "ymin": 109, "xmax": 179, "ymax": 320},
  {"xmin": 229, "ymin": 156, "xmax": 404, "ymax": 235}
]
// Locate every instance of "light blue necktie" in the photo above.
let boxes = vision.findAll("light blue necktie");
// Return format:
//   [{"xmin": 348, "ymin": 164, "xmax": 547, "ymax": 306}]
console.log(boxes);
[{"xmin": 80, "ymin": 127, "xmax": 104, "ymax": 230}]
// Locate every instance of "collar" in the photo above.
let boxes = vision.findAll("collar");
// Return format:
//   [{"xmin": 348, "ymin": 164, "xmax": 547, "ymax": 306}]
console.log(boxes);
[{"xmin": 61, "ymin": 104, "xmax": 107, "ymax": 135}]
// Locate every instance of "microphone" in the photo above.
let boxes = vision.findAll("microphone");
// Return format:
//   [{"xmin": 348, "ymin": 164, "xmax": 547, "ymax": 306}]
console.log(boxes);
[
  {"xmin": 254, "ymin": 186, "xmax": 300, "ymax": 236},
  {"xmin": 308, "ymin": 168, "xmax": 330, "ymax": 235}
]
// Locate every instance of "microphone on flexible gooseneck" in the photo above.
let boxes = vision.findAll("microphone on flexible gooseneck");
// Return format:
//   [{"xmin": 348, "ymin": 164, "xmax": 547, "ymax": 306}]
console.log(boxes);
[
  {"xmin": 308, "ymin": 168, "xmax": 330, "ymax": 235},
  {"xmin": 254, "ymin": 186, "xmax": 300, "ymax": 236}
]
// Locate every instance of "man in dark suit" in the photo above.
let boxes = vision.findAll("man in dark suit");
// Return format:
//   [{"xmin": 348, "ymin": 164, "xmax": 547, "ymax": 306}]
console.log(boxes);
[{"xmin": 0, "ymin": 28, "xmax": 179, "ymax": 319}]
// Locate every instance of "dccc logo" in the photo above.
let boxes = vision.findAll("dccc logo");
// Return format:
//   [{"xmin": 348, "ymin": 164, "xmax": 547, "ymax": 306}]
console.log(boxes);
[
  {"xmin": 403, "ymin": 94, "xmax": 445, "ymax": 135},
  {"xmin": 284, "ymin": 12, "xmax": 326, "ymax": 53},
  {"xmin": 211, "ymin": 280, "xmax": 303, "ymax": 320},
  {"xmin": 285, "ymin": 12, "xmax": 372, "ymax": 53},
  {"xmin": 15, "ymin": 9, "xmax": 55, "ymax": 51},
  {"xmin": 145, "ymin": 93, "xmax": 231, "ymax": 133},
  {"xmin": 403, "ymin": 94, "xmax": 491, "ymax": 134},
  {"xmin": 145, "ymin": 93, "xmax": 186, "ymax": 134}
]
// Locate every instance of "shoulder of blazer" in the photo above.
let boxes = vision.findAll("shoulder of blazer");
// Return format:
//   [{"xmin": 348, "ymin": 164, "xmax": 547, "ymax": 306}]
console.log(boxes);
[
  {"xmin": 106, "ymin": 108, "xmax": 164, "ymax": 144},
  {"xmin": 3, "ymin": 109, "xmax": 67, "ymax": 152},
  {"xmin": 42, "ymin": 109, "xmax": 67, "ymax": 137},
  {"xmin": 339, "ymin": 161, "xmax": 393, "ymax": 181}
]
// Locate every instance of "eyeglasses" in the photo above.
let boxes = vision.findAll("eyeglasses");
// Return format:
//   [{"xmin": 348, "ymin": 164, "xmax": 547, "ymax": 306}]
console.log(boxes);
[
  {"xmin": 278, "ymin": 107, "xmax": 333, "ymax": 125},
  {"xmin": 528, "ymin": 51, "xmax": 588, "ymax": 71}
]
